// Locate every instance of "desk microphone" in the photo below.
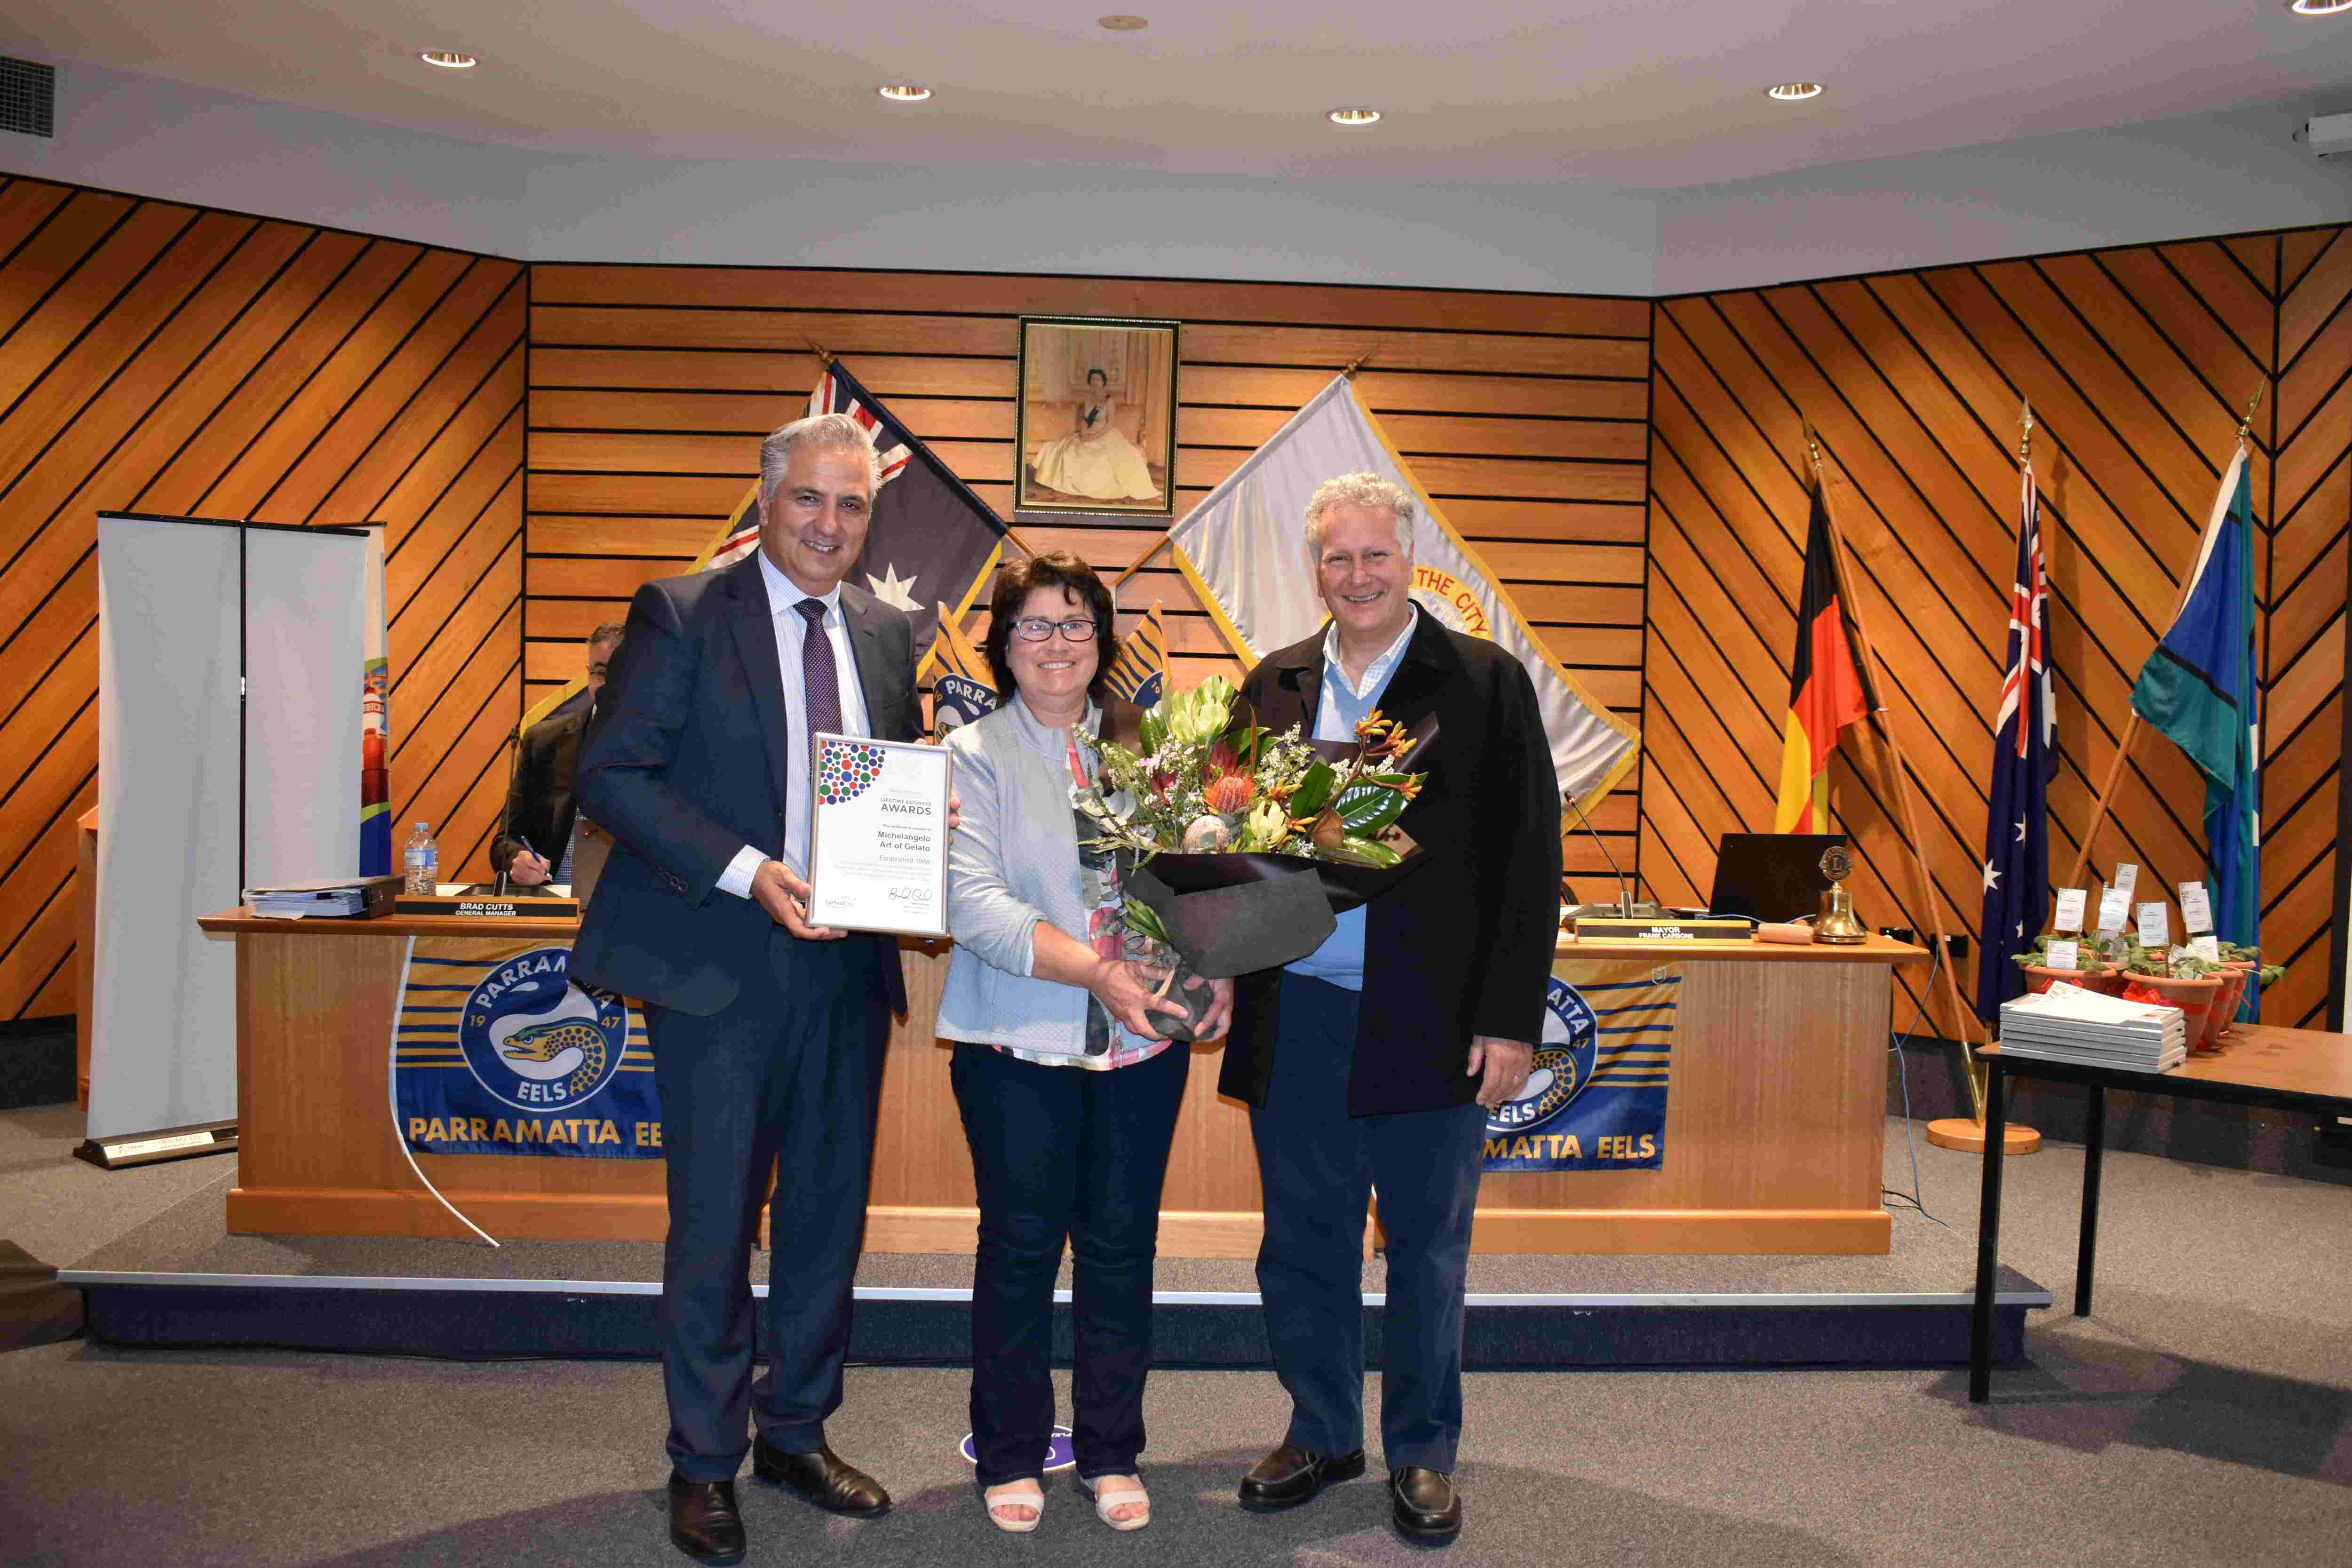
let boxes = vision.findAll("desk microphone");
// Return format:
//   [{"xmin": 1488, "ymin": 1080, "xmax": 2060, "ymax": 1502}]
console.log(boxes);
[{"xmin": 1562, "ymin": 787, "xmax": 1661, "ymax": 920}]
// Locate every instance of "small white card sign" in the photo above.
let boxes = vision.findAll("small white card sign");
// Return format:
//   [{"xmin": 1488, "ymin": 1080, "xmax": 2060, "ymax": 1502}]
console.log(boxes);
[
  {"xmin": 2188, "ymin": 934, "xmax": 2222, "ymax": 963},
  {"xmin": 2096, "ymin": 888, "xmax": 2130, "ymax": 934},
  {"xmin": 2113, "ymin": 862, "xmax": 2139, "ymax": 897},
  {"xmin": 2053, "ymin": 888, "xmax": 2087, "ymax": 932},
  {"xmin": 2045, "ymin": 938, "xmax": 2080, "ymax": 971},
  {"xmin": 2178, "ymin": 881, "xmax": 2214, "ymax": 934},
  {"xmin": 2137, "ymin": 901, "xmax": 2170, "ymax": 948}
]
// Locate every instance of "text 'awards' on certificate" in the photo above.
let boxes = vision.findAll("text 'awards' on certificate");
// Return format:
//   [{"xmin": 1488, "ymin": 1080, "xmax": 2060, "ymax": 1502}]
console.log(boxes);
[{"xmin": 806, "ymin": 734, "xmax": 952, "ymax": 938}]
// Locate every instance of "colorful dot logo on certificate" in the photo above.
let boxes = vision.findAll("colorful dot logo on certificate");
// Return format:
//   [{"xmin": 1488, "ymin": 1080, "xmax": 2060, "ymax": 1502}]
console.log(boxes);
[{"xmin": 817, "ymin": 740, "xmax": 888, "ymax": 804}]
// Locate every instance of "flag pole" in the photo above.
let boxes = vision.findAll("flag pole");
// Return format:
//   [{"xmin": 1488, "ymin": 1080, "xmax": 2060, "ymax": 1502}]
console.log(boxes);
[
  {"xmin": 803, "ymin": 337, "xmax": 1041, "ymax": 558},
  {"xmin": 1111, "ymin": 347, "xmax": 1377, "ymax": 592},
  {"xmin": 1802, "ymin": 422, "xmax": 2003, "ymax": 1137},
  {"xmin": 2059, "ymin": 386, "xmax": 2262, "ymax": 891}
]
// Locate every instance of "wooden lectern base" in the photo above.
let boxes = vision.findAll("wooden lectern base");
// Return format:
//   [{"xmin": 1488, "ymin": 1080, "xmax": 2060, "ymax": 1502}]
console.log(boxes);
[{"xmin": 1925, "ymin": 1116, "xmax": 2042, "ymax": 1154}]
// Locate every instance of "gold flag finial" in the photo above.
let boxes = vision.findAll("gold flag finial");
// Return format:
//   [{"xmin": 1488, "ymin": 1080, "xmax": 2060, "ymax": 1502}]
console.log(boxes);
[
  {"xmin": 2018, "ymin": 398, "xmax": 2034, "ymax": 467},
  {"xmin": 803, "ymin": 338, "xmax": 837, "ymax": 368},
  {"xmin": 1801, "ymin": 416, "xmax": 1823, "ymax": 474},
  {"xmin": 1340, "ymin": 349, "xmax": 1374, "ymax": 380},
  {"xmin": 2236, "ymin": 385, "xmax": 2264, "ymax": 444}
]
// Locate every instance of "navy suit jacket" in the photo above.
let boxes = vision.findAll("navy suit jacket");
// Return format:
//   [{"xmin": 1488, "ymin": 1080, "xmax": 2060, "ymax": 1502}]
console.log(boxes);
[
  {"xmin": 570, "ymin": 553, "xmax": 919, "ymax": 1017},
  {"xmin": 1216, "ymin": 613, "xmax": 1562, "ymax": 1116}
]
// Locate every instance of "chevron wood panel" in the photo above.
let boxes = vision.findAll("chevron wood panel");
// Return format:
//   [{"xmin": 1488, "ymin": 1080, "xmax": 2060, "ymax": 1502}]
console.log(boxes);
[
  {"xmin": 0, "ymin": 174, "xmax": 525, "ymax": 1020},
  {"xmin": 1644, "ymin": 225, "xmax": 2349, "ymax": 1037},
  {"xmin": 525, "ymin": 265, "xmax": 1653, "ymax": 889}
]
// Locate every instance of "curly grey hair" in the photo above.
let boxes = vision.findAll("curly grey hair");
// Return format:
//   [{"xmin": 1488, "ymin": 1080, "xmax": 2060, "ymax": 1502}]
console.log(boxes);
[
  {"xmin": 1303, "ymin": 471, "xmax": 1416, "ymax": 559},
  {"xmin": 759, "ymin": 411, "xmax": 882, "ymax": 499}
]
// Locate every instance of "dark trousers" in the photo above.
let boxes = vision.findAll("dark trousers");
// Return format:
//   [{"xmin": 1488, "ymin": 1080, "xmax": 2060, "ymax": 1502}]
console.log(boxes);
[
  {"xmin": 646, "ymin": 932, "xmax": 889, "ymax": 1481},
  {"xmin": 1249, "ymin": 973, "xmax": 1486, "ymax": 1473},
  {"xmin": 949, "ymin": 1040, "xmax": 1191, "ymax": 1487}
]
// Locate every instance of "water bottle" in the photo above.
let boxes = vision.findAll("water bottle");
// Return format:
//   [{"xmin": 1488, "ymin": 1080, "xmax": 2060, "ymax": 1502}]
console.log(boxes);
[{"xmin": 403, "ymin": 821, "xmax": 439, "ymax": 895}]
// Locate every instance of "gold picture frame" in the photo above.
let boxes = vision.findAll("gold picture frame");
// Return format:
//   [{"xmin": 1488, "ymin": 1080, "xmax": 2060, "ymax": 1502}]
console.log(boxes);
[{"xmin": 1014, "ymin": 315, "xmax": 1180, "ymax": 515}]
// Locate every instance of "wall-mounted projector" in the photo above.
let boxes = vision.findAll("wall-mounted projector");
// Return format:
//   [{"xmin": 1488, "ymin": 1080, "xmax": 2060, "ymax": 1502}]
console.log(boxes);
[{"xmin": 2297, "ymin": 112, "xmax": 2352, "ymax": 158}]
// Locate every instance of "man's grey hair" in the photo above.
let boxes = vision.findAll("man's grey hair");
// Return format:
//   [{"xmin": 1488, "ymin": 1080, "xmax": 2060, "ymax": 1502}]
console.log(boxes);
[
  {"xmin": 586, "ymin": 622, "xmax": 626, "ymax": 649},
  {"xmin": 759, "ymin": 412, "xmax": 882, "ymax": 498},
  {"xmin": 1303, "ymin": 471, "xmax": 1416, "ymax": 559}
]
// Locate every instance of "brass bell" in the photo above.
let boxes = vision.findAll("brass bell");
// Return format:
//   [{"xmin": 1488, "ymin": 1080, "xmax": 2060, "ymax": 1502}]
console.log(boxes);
[{"xmin": 1815, "ymin": 844, "xmax": 1867, "ymax": 945}]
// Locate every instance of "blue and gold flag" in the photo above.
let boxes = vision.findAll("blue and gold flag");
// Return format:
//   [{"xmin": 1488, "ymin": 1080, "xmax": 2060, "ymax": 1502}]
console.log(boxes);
[
  {"xmin": 1103, "ymin": 600, "xmax": 1167, "ymax": 709},
  {"xmin": 1483, "ymin": 958, "xmax": 1677, "ymax": 1172},
  {"xmin": 930, "ymin": 600, "xmax": 999, "ymax": 737},
  {"xmin": 393, "ymin": 937, "xmax": 660, "ymax": 1157}
]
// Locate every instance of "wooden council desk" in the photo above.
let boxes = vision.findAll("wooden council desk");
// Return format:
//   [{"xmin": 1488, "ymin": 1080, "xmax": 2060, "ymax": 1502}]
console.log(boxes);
[{"xmin": 199, "ymin": 910, "xmax": 1925, "ymax": 1257}]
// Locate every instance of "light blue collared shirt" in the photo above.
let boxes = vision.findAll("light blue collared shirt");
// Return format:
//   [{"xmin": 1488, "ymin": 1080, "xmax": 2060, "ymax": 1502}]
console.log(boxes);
[
  {"xmin": 717, "ymin": 551, "xmax": 872, "ymax": 898},
  {"xmin": 1286, "ymin": 606, "xmax": 1419, "ymax": 991}
]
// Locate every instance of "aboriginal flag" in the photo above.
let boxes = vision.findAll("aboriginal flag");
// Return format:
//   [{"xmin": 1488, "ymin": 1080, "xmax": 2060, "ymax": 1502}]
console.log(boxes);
[{"xmin": 1772, "ymin": 484, "xmax": 1876, "ymax": 833}]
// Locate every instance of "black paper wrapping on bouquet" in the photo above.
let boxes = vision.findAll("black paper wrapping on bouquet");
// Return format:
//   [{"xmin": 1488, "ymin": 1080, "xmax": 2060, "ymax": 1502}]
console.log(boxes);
[{"xmin": 1124, "ymin": 849, "xmax": 1429, "ymax": 979}]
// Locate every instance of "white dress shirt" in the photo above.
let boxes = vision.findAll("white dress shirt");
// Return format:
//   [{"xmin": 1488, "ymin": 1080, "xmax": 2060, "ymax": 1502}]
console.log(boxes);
[{"xmin": 716, "ymin": 550, "xmax": 873, "ymax": 899}]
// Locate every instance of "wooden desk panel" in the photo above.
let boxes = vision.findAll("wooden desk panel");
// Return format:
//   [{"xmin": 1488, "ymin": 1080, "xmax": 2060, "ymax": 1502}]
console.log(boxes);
[{"xmin": 207, "ymin": 910, "xmax": 1924, "ymax": 1256}]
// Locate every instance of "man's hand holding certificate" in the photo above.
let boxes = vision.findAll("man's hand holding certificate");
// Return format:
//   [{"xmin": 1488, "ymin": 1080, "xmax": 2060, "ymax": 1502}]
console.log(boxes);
[{"xmin": 805, "ymin": 733, "xmax": 954, "ymax": 938}]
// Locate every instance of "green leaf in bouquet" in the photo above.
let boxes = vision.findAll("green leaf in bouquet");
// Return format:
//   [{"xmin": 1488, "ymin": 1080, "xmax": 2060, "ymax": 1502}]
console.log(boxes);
[
  {"xmin": 1139, "ymin": 705, "xmax": 1166, "ymax": 754},
  {"xmin": 1335, "ymin": 780, "xmax": 1408, "ymax": 835},
  {"xmin": 1121, "ymin": 898, "xmax": 1169, "ymax": 946},
  {"xmin": 1288, "ymin": 760, "xmax": 1337, "ymax": 818},
  {"xmin": 1315, "ymin": 836, "xmax": 1403, "ymax": 868}
]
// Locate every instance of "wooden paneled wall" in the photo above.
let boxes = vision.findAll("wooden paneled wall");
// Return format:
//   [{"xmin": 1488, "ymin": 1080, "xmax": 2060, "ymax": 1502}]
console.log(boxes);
[
  {"xmin": 523, "ymin": 265, "xmax": 1653, "ymax": 889},
  {"xmin": 0, "ymin": 174, "xmax": 524, "ymax": 1020},
  {"xmin": 1644, "ymin": 228, "xmax": 2350, "ymax": 1034}
]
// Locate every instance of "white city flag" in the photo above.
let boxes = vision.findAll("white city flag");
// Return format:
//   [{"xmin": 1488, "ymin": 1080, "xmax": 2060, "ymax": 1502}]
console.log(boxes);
[{"xmin": 1168, "ymin": 375, "xmax": 1640, "ymax": 811}]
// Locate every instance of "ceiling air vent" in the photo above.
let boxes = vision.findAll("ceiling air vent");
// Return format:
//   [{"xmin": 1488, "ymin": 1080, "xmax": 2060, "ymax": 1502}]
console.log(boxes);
[{"xmin": 0, "ymin": 58, "xmax": 56, "ymax": 138}]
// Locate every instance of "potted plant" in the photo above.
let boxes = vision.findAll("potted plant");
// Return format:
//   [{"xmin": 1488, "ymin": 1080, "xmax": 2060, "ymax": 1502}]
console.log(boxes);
[
  {"xmin": 2117, "ymin": 942, "xmax": 2227, "ymax": 1051},
  {"xmin": 2010, "ymin": 932, "xmax": 2124, "ymax": 996}
]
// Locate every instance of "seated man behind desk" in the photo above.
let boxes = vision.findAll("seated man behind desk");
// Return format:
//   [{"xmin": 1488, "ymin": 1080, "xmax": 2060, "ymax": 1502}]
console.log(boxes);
[{"xmin": 492, "ymin": 623, "xmax": 623, "ymax": 888}]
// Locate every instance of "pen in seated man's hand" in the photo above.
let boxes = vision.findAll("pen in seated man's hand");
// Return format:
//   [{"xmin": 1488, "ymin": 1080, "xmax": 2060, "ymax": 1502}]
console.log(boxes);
[{"xmin": 507, "ymin": 849, "xmax": 553, "ymax": 886}]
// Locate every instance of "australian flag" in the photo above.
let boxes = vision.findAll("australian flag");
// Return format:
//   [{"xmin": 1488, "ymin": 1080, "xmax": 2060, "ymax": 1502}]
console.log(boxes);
[
  {"xmin": 1975, "ymin": 465, "xmax": 2057, "ymax": 1028},
  {"xmin": 699, "ymin": 360, "xmax": 1008, "ymax": 675}
]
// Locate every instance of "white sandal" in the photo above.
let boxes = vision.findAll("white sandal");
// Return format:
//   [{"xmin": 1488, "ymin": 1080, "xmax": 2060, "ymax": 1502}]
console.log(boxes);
[
  {"xmin": 983, "ymin": 1479, "xmax": 1043, "ymax": 1534},
  {"xmin": 1080, "ymin": 1473, "xmax": 1150, "ymax": 1531}
]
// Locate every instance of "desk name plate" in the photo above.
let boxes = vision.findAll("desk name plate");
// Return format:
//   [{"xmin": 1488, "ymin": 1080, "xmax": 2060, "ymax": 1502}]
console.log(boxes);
[{"xmin": 805, "ymin": 732, "xmax": 953, "ymax": 939}]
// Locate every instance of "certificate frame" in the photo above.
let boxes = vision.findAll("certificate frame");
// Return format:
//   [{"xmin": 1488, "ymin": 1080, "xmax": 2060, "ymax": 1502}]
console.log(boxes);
[{"xmin": 805, "ymin": 732, "xmax": 954, "ymax": 939}]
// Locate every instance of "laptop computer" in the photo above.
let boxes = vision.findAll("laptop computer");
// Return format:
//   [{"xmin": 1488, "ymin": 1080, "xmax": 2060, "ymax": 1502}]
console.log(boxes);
[{"xmin": 1707, "ymin": 832, "xmax": 1846, "ymax": 924}]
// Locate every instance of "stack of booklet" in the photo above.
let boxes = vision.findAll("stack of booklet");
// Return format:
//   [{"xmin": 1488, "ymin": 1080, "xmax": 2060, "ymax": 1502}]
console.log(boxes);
[
  {"xmin": 1997, "ymin": 981, "xmax": 2187, "ymax": 1072},
  {"xmin": 244, "ymin": 875, "xmax": 401, "ymax": 919}
]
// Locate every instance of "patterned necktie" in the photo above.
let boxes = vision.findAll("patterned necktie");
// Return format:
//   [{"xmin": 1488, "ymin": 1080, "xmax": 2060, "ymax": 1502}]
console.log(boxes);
[{"xmin": 795, "ymin": 598, "xmax": 844, "ymax": 742}]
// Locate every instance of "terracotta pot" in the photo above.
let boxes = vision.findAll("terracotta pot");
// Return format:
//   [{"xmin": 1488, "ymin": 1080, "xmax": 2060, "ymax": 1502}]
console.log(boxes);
[
  {"xmin": 2020, "ymin": 964, "xmax": 2121, "ymax": 996},
  {"xmin": 2208, "ymin": 962, "xmax": 2254, "ymax": 1044},
  {"xmin": 2119, "ymin": 973, "xmax": 2225, "ymax": 1053}
]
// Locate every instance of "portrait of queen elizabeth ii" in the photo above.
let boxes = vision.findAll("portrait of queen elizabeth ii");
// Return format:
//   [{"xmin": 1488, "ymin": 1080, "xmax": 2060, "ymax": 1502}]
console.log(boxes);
[{"xmin": 1016, "ymin": 316, "xmax": 1179, "ymax": 515}]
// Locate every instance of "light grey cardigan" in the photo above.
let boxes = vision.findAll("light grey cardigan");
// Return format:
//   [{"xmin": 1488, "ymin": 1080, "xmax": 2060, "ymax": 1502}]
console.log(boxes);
[{"xmin": 936, "ymin": 694, "xmax": 1148, "ymax": 1056}]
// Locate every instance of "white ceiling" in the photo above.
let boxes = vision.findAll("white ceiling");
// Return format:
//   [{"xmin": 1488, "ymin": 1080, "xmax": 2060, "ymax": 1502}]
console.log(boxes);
[{"xmin": 4, "ymin": 1, "xmax": 2350, "ymax": 190}]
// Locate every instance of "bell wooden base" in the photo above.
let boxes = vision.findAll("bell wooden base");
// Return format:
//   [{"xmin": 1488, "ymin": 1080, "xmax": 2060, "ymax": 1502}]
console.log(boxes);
[{"xmin": 1924, "ymin": 1116, "xmax": 2043, "ymax": 1154}]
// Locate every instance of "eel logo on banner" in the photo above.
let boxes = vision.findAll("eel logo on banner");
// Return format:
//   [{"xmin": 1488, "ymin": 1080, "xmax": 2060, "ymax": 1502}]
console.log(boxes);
[
  {"xmin": 394, "ymin": 939, "xmax": 660, "ymax": 1157},
  {"xmin": 1483, "ymin": 960, "xmax": 1677, "ymax": 1172}
]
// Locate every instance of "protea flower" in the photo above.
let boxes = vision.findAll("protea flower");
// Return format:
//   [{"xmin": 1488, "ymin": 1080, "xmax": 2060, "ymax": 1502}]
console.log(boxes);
[
  {"xmin": 1204, "ymin": 772, "xmax": 1253, "ymax": 814},
  {"xmin": 1183, "ymin": 815, "xmax": 1231, "ymax": 852}
]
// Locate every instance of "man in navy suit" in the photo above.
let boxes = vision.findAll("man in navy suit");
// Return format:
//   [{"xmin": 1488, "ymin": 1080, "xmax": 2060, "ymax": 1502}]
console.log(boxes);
[{"xmin": 573, "ymin": 413, "xmax": 919, "ymax": 1564}]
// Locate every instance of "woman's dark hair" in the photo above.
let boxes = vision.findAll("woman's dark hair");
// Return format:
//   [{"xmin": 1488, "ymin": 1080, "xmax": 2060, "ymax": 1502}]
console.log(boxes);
[
  {"xmin": 1086, "ymin": 367, "xmax": 1108, "ymax": 384},
  {"xmin": 984, "ymin": 549, "xmax": 1116, "ymax": 706}
]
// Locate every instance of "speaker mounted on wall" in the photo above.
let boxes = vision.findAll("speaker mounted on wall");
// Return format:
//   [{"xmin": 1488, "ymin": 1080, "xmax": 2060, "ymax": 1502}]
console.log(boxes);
[{"xmin": 0, "ymin": 57, "xmax": 56, "ymax": 139}]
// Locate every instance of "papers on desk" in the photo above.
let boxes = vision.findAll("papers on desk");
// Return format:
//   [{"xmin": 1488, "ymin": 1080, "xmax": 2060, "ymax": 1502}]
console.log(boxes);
[
  {"xmin": 1998, "ymin": 981, "xmax": 2186, "ymax": 1072},
  {"xmin": 244, "ymin": 875, "xmax": 400, "ymax": 919}
]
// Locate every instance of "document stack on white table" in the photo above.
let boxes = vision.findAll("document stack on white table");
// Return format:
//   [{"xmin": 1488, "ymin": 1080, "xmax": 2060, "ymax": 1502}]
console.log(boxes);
[{"xmin": 1998, "ymin": 981, "xmax": 2187, "ymax": 1073}]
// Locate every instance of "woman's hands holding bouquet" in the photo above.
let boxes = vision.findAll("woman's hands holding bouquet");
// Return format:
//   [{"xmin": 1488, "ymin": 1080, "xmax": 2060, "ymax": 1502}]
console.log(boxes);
[{"xmin": 1090, "ymin": 958, "xmax": 1233, "ymax": 1042}]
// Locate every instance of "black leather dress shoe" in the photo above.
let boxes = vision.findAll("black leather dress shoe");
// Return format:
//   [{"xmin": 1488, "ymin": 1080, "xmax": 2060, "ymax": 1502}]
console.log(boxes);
[
  {"xmin": 1390, "ymin": 1467, "xmax": 1462, "ymax": 1544},
  {"xmin": 752, "ymin": 1436, "xmax": 891, "ymax": 1517},
  {"xmin": 667, "ymin": 1475, "xmax": 746, "ymax": 1566},
  {"xmin": 1237, "ymin": 1443, "xmax": 1367, "ymax": 1510}
]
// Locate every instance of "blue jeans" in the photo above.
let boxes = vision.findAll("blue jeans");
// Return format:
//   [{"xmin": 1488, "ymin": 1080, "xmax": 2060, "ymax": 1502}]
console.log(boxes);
[
  {"xmin": 1250, "ymin": 973, "xmax": 1486, "ymax": 1473},
  {"xmin": 950, "ymin": 1041, "xmax": 1190, "ymax": 1486}
]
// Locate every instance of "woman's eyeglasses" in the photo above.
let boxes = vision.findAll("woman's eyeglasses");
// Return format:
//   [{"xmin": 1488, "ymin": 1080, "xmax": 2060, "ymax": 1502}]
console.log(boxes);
[{"xmin": 1012, "ymin": 617, "xmax": 1099, "ymax": 643}]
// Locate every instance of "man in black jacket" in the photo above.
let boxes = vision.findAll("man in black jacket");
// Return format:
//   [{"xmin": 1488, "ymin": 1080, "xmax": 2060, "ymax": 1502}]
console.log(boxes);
[
  {"xmin": 491, "ymin": 623, "xmax": 622, "ymax": 887},
  {"xmin": 1224, "ymin": 473, "xmax": 1560, "ymax": 1546},
  {"xmin": 573, "ymin": 414, "xmax": 919, "ymax": 1565}
]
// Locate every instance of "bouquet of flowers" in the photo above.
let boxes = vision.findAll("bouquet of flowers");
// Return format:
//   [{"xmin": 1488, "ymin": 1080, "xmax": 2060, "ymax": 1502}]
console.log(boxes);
[{"xmin": 1075, "ymin": 675, "xmax": 1431, "ymax": 987}]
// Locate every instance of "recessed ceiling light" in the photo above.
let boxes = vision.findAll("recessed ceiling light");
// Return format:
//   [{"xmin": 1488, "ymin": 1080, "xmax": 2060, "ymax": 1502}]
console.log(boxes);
[
  {"xmin": 1098, "ymin": 14, "xmax": 1149, "ymax": 29},
  {"xmin": 1328, "ymin": 107, "xmax": 1382, "ymax": 127},
  {"xmin": 419, "ymin": 51, "xmax": 477, "ymax": 70},
  {"xmin": 877, "ymin": 84, "xmax": 933, "ymax": 102},
  {"xmin": 1767, "ymin": 82, "xmax": 1824, "ymax": 101},
  {"xmin": 2290, "ymin": 0, "xmax": 2352, "ymax": 15}
]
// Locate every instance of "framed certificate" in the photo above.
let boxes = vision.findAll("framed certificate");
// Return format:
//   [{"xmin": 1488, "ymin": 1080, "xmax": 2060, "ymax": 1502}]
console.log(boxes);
[{"xmin": 806, "ymin": 733, "xmax": 953, "ymax": 939}]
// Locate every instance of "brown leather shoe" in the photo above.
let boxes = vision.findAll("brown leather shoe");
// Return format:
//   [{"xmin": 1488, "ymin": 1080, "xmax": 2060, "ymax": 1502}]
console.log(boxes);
[
  {"xmin": 1237, "ymin": 1443, "xmax": 1367, "ymax": 1510},
  {"xmin": 752, "ymin": 1436, "xmax": 891, "ymax": 1517},
  {"xmin": 667, "ymin": 1475, "xmax": 746, "ymax": 1565},
  {"xmin": 1390, "ymin": 1467, "xmax": 1462, "ymax": 1544}
]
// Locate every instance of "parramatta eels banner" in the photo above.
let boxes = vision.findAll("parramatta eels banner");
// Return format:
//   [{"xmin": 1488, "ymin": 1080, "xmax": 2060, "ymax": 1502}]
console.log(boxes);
[
  {"xmin": 1483, "ymin": 958, "xmax": 1678, "ymax": 1172},
  {"xmin": 393, "ymin": 937, "xmax": 661, "ymax": 1157}
]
